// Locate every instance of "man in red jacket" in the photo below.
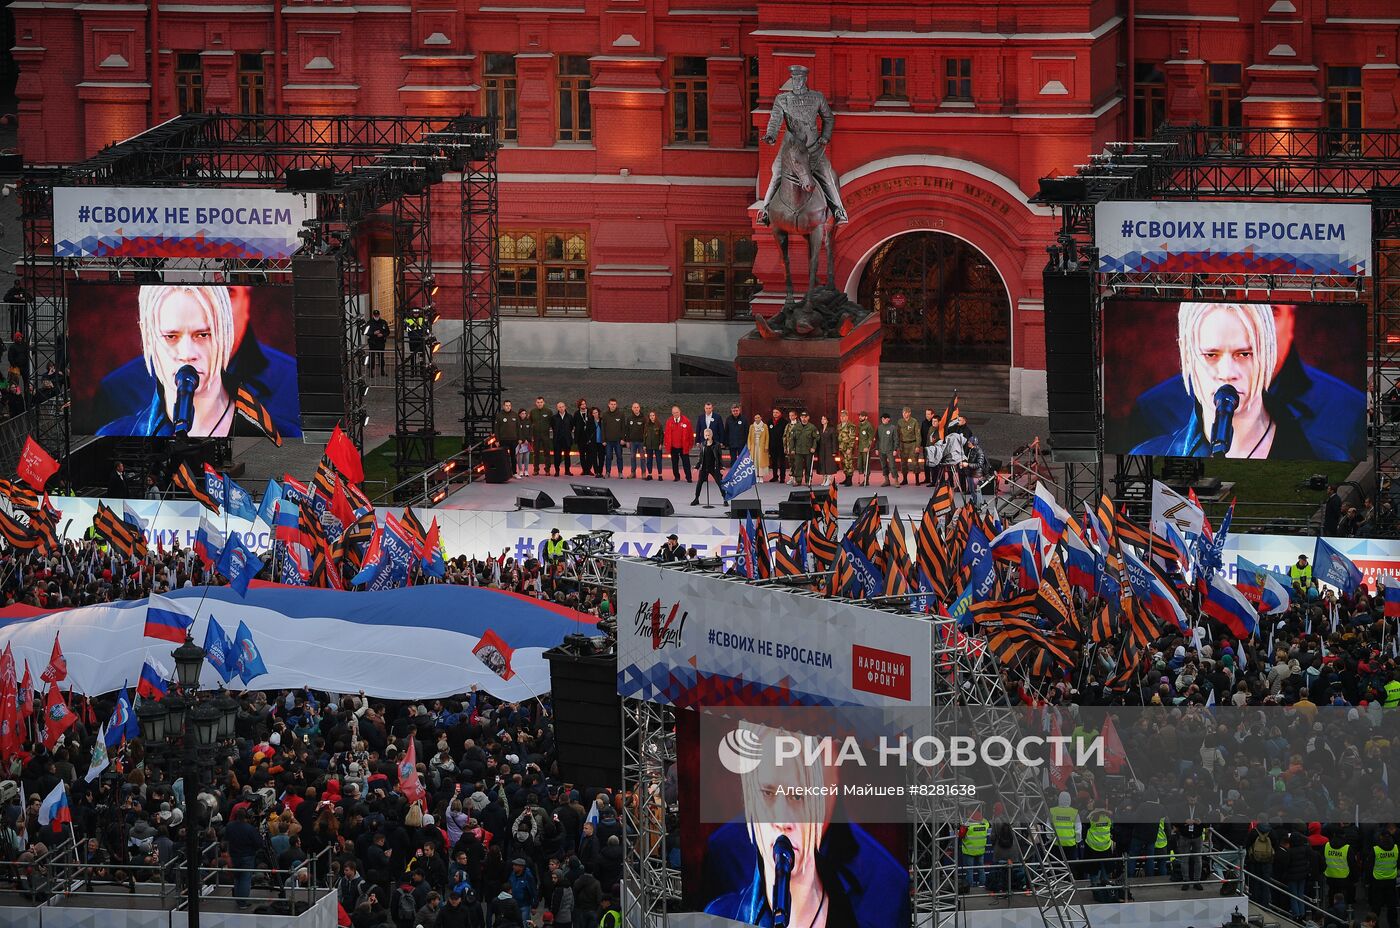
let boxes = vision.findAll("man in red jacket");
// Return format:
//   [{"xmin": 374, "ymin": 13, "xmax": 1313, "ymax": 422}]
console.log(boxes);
[{"xmin": 663, "ymin": 406, "xmax": 694, "ymax": 483}]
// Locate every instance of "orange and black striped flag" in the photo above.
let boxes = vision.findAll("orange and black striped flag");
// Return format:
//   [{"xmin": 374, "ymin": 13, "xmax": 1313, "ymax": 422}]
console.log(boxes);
[
  {"xmin": 883, "ymin": 555, "xmax": 911, "ymax": 597},
  {"xmin": 806, "ymin": 518, "xmax": 838, "ymax": 572},
  {"xmin": 342, "ymin": 478, "xmax": 372, "ymax": 514},
  {"xmin": 1095, "ymin": 493, "xmax": 1120, "ymax": 554},
  {"xmin": 1034, "ymin": 551, "xmax": 1079, "ymax": 637},
  {"xmin": 946, "ymin": 504, "xmax": 973, "ymax": 567},
  {"xmin": 0, "ymin": 479, "xmax": 39, "ymax": 512},
  {"xmin": 914, "ymin": 504, "xmax": 950, "ymax": 600},
  {"xmin": 827, "ymin": 547, "xmax": 855, "ymax": 598},
  {"xmin": 235, "ymin": 386, "xmax": 282, "ymax": 447},
  {"xmin": 93, "ymin": 502, "xmax": 147, "ymax": 560},
  {"xmin": 881, "ymin": 508, "xmax": 909, "ymax": 583},
  {"xmin": 772, "ymin": 531, "xmax": 802, "ymax": 578},
  {"xmin": 174, "ymin": 463, "xmax": 220, "ymax": 513},
  {"xmin": 1105, "ymin": 643, "xmax": 1143, "ymax": 692},
  {"xmin": 337, "ymin": 510, "xmax": 378, "ymax": 569},
  {"xmin": 313, "ymin": 459, "xmax": 338, "ymax": 504},
  {"xmin": 929, "ymin": 483, "xmax": 954, "ymax": 520},
  {"xmin": 0, "ymin": 508, "xmax": 39, "ymax": 550},
  {"xmin": 844, "ymin": 497, "xmax": 883, "ymax": 568},
  {"xmin": 1115, "ymin": 508, "xmax": 1153, "ymax": 555},
  {"xmin": 1090, "ymin": 601, "xmax": 1116, "ymax": 645},
  {"xmin": 970, "ymin": 590, "xmax": 1037, "ymax": 627},
  {"xmin": 936, "ymin": 392, "xmax": 961, "ymax": 442},
  {"xmin": 1125, "ymin": 598, "xmax": 1161, "ymax": 652},
  {"xmin": 400, "ymin": 507, "xmax": 428, "ymax": 552},
  {"xmin": 28, "ymin": 505, "xmax": 59, "ymax": 556},
  {"xmin": 753, "ymin": 513, "xmax": 773, "ymax": 579},
  {"xmin": 984, "ymin": 615, "xmax": 1073, "ymax": 673}
]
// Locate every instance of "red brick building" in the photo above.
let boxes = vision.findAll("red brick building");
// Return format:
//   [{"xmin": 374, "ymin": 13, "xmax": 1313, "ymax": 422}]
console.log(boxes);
[{"xmin": 11, "ymin": 0, "xmax": 1398, "ymax": 415}]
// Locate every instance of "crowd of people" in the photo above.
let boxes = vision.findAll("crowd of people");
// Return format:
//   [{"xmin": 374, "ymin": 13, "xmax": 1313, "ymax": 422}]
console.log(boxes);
[
  {"xmin": 0, "ymin": 533, "xmax": 627, "ymax": 927},
  {"xmin": 491, "ymin": 398, "xmax": 990, "ymax": 503}
]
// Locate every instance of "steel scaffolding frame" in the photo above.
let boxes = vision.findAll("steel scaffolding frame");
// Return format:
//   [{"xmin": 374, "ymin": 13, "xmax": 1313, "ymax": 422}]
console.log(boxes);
[
  {"xmin": 458, "ymin": 148, "xmax": 501, "ymax": 447},
  {"xmin": 1041, "ymin": 125, "xmax": 1398, "ymax": 523},
  {"xmin": 17, "ymin": 112, "xmax": 497, "ymax": 475}
]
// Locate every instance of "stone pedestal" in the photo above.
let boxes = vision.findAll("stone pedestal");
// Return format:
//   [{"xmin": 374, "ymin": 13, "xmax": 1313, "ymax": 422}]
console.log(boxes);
[{"xmin": 736, "ymin": 312, "xmax": 883, "ymax": 420}]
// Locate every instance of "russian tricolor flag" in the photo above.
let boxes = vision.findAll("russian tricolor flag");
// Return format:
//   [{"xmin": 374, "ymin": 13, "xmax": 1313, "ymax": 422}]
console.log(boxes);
[
  {"xmin": 143, "ymin": 594, "xmax": 195, "ymax": 644},
  {"xmin": 194, "ymin": 516, "xmax": 225, "ymax": 569},
  {"xmin": 1061, "ymin": 524, "xmax": 1098, "ymax": 596},
  {"xmin": 1033, "ymin": 482, "xmax": 1070, "ymax": 547},
  {"xmin": 989, "ymin": 519, "xmax": 1039, "ymax": 563},
  {"xmin": 38, "ymin": 781, "xmax": 71, "ymax": 833},
  {"xmin": 137, "ymin": 655, "xmax": 171, "ymax": 701},
  {"xmin": 1236, "ymin": 556, "xmax": 1289, "ymax": 615},
  {"xmin": 1385, "ymin": 585, "xmax": 1400, "ymax": 619},
  {"xmin": 272, "ymin": 501, "xmax": 304, "ymax": 544},
  {"xmin": 1203, "ymin": 572, "xmax": 1259, "ymax": 638}
]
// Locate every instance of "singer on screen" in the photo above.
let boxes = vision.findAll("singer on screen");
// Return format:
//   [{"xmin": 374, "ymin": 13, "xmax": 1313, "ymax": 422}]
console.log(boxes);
[
  {"xmin": 95, "ymin": 285, "xmax": 300, "ymax": 438},
  {"xmin": 1129, "ymin": 302, "xmax": 1336, "ymax": 459},
  {"xmin": 702, "ymin": 723, "xmax": 908, "ymax": 927}
]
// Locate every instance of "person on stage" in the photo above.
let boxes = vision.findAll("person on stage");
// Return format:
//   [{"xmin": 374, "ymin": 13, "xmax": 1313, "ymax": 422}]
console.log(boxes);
[
  {"xmin": 692, "ymin": 428, "xmax": 724, "ymax": 505},
  {"xmin": 1123, "ymin": 302, "xmax": 1363, "ymax": 460},
  {"xmin": 96, "ymin": 284, "xmax": 300, "ymax": 438}
]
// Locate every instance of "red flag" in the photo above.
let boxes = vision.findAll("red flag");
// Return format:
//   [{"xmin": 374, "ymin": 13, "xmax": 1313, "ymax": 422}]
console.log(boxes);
[
  {"xmin": 472, "ymin": 629, "xmax": 516, "ymax": 681},
  {"xmin": 1100, "ymin": 713, "xmax": 1128, "ymax": 774},
  {"xmin": 40, "ymin": 684, "xmax": 76, "ymax": 750},
  {"xmin": 423, "ymin": 518, "xmax": 441, "ymax": 562},
  {"xmin": 17, "ymin": 437, "xmax": 59, "ymax": 491},
  {"xmin": 18, "ymin": 662, "xmax": 32, "ymax": 718},
  {"xmin": 397, "ymin": 738, "xmax": 426, "ymax": 806},
  {"xmin": 330, "ymin": 476, "xmax": 355, "ymax": 527},
  {"xmin": 0, "ymin": 645, "xmax": 18, "ymax": 761},
  {"xmin": 41, "ymin": 634, "xmax": 66, "ymax": 684},
  {"xmin": 325, "ymin": 425, "xmax": 365, "ymax": 485}
]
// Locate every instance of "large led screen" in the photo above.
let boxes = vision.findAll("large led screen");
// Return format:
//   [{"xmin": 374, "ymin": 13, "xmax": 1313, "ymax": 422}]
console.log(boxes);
[
  {"xmin": 69, "ymin": 283, "xmax": 302, "ymax": 438},
  {"xmin": 1102, "ymin": 300, "xmax": 1364, "ymax": 461},
  {"xmin": 675, "ymin": 711, "xmax": 910, "ymax": 927}
]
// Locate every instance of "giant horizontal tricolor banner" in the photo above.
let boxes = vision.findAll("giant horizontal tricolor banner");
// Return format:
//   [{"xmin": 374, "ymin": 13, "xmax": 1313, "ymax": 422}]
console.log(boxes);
[
  {"xmin": 0, "ymin": 585, "xmax": 594, "ymax": 701},
  {"xmin": 52, "ymin": 187, "xmax": 316, "ymax": 260},
  {"xmin": 1095, "ymin": 201, "xmax": 1371, "ymax": 276}
]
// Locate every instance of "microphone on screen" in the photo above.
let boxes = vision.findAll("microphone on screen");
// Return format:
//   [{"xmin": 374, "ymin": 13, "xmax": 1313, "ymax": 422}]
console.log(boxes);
[
  {"xmin": 772, "ymin": 834, "xmax": 794, "ymax": 927},
  {"xmin": 1209, "ymin": 384, "xmax": 1239, "ymax": 458},
  {"xmin": 172, "ymin": 365, "xmax": 199, "ymax": 436}
]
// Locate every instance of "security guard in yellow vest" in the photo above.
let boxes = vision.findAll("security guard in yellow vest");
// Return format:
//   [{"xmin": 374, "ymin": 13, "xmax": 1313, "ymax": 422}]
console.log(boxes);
[
  {"xmin": 1372, "ymin": 832, "xmax": 1398, "ymax": 928},
  {"xmin": 1084, "ymin": 808, "xmax": 1114, "ymax": 885},
  {"xmin": 544, "ymin": 528, "xmax": 566, "ymax": 563},
  {"xmin": 1324, "ymin": 835, "xmax": 1354, "ymax": 906},
  {"xmin": 961, "ymin": 816, "xmax": 990, "ymax": 888},
  {"xmin": 1048, "ymin": 796, "xmax": 1081, "ymax": 862},
  {"xmin": 1385, "ymin": 677, "xmax": 1400, "ymax": 708},
  {"xmin": 1149, "ymin": 818, "xmax": 1171, "ymax": 879}
]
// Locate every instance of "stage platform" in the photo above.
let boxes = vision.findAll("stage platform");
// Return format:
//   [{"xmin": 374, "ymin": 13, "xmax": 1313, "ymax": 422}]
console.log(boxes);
[{"xmin": 440, "ymin": 471, "xmax": 945, "ymax": 519}]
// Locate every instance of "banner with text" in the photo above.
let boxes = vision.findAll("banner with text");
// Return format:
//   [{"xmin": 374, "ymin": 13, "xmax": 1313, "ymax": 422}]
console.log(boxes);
[
  {"xmin": 617, "ymin": 559, "xmax": 933, "ymax": 708},
  {"xmin": 53, "ymin": 186, "xmax": 316, "ymax": 260},
  {"xmin": 1095, "ymin": 201, "xmax": 1371, "ymax": 276}
]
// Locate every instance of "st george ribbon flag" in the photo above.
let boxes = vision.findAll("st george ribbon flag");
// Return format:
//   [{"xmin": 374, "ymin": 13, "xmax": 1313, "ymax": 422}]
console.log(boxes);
[{"xmin": 719, "ymin": 448, "xmax": 758, "ymax": 501}]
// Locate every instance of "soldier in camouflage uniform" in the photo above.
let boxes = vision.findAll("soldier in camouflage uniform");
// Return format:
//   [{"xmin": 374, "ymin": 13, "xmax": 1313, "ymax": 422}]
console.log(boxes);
[
  {"xmin": 896, "ymin": 406, "xmax": 921, "ymax": 486},
  {"xmin": 837, "ymin": 409, "xmax": 858, "ymax": 487},
  {"xmin": 788, "ymin": 410, "xmax": 820, "ymax": 485},
  {"xmin": 856, "ymin": 411, "xmax": 877, "ymax": 486},
  {"xmin": 783, "ymin": 409, "xmax": 800, "ymax": 485}
]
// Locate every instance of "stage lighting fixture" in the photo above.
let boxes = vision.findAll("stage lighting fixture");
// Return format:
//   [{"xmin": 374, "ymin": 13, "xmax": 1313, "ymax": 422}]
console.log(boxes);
[{"xmin": 432, "ymin": 367, "xmax": 443, "ymax": 383}]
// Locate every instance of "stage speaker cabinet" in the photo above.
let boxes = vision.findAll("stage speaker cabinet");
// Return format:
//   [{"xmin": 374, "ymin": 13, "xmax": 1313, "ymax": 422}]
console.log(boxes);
[
  {"xmin": 1043, "ymin": 270, "xmax": 1097, "ymax": 459},
  {"xmin": 636, "ymin": 497, "xmax": 674, "ymax": 517},
  {"xmin": 852, "ymin": 495, "xmax": 888, "ymax": 519},
  {"xmin": 564, "ymin": 495, "xmax": 612, "ymax": 515},
  {"xmin": 543, "ymin": 648, "xmax": 621, "ymax": 790},
  {"xmin": 729, "ymin": 499, "xmax": 762, "ymax": 518},
  {"xmin": 286, "ymin": 166, "xmax": 335, "ymax": 191},
  {"xmin": 517, "ymin": 490, "xmax": 556, "ymax": 509},
  {"xmin": 778, "ymin": 499, "xmax": 814, "ymax": 521},
  {"xmin": 481, "ymin": 448, "xmax": 512, "ymax": 484},
  {"xmin": 292, "ymin": 256, "xmax": 346, "ymax": 431}
]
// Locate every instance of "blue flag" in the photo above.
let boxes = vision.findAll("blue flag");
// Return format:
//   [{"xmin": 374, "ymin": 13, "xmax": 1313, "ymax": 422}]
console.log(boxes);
[
  {"xmin": 230, "ymin": 620, "xmax": 269, "ymax": 684},
  {"xmin": 1313, "ymin": 537, "xmax": 1363, "ymax": 595},
  {"xmin": 719, "ymin": 447, "xmax": 758, "ymax": 502},
  {"xmin": 277, "ymin": 542, "xmax": 310, "ymax": 586},
  {"xmin": 223, "ymin": 477, "xmax": 258, "ymax": 523},
  {"xmin": 353, "ymin": 517, "xmax": 415, "ymax": 590},
  {"xmin": 949, "ymin": 524, "xmax": 995, "ymax": 629},
  {"xmin": 256, "ymin": 479, "xmax": 284, "ymax": 527},
  {"xmin": 217, "ymin": 533, "xmax": 265, "ymax": 597},
  {"xmin": 104, "ymin": 686, "xmax": 139, "ymax": 749},
  {"xmin": 203, "ymin": 617, "xmax": 237, "ymax": 684},
  {"xmin": 203, "ymin": 467, "xmax": 226, "ymax": 513}
]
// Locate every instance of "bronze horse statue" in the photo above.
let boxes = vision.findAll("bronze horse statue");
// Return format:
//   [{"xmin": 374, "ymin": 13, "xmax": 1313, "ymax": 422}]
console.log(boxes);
[{"xmin": 767, "ymin": 135, "xmax": 836, "ymax": 303}]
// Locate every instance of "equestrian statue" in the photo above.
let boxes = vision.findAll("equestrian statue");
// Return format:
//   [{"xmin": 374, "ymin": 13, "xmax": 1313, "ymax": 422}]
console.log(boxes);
[{"xmin": 754, "ymin": 65, "xmax": 869, "ymax": 339}]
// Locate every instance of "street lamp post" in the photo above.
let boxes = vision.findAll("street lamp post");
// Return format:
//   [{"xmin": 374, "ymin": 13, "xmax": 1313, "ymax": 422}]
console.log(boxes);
[{"xmin": 133, "ymin": 635, "xmax": 236, "ymax": 928}]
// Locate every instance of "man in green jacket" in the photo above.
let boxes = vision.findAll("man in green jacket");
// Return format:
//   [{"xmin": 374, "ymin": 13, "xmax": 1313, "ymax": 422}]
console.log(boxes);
[
  {"xmin": 528, "ymin": 396, "xmax": 552, "ymax": 475},
  {"xmin": 495, "ymin": 400, "xmax": 519, "ymax": 449},
  {"xmin": 602, "ymin": 398, "xmax": 626, "ymax": 477},
  {"xmin": 896, "ymin": 406, "xmax": 921, "ymax": 486},
  {"xmin": 788, "ymin": 411, "xmax": 820, "ymax": 485}
]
